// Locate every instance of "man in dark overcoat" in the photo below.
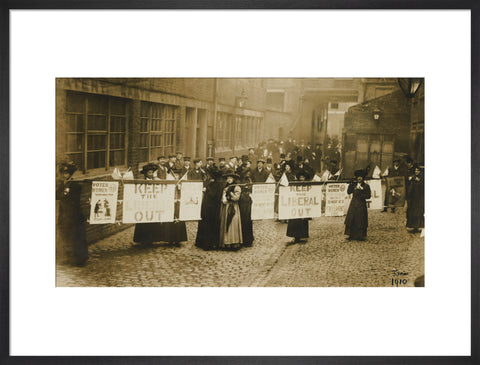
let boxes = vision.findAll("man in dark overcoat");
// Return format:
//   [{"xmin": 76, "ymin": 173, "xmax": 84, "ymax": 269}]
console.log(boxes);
[
  {"xmin": 187, "ymin": 159, "xmax": 206, "ymax": 181},
  {"xmin": 250, "ymin": 159, "xmax": 269, "ymax": 182}
]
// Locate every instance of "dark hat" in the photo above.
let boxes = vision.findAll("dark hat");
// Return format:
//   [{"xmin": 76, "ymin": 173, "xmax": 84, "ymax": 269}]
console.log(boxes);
[
  {"xmin": 413, "ymin": 163, "xmax": 421, "ymax": 170},
  {"xmin": 209, "ymin": 166, "xmax": 223, "ymax": 180},
  {"xmin": 266, "ymin": 158, "xmax": 273, "ymax": 164},
  {"xmin": 354, "ymin": 169, "xmax": 367, "ymax": 178},
  {"xmin": 193, "ymin": 158, "xmax": 201, "ymax": 164},
  {"xmin": 223, "ymin": 169, "xmax": 239, "ymax": 178},
  {"xmin": 405, "ymin": 156, "xmax": 413, "ymax": 163},
  {"xmin": 59, "ymin": 161, "xmax": 77, "ymax": 176},
  {"xmin": 168, "ymin": 154, "xmax": 175, "ymax": 158},
  {"xmin": 183, "ymin": 157, "xmax": 191, "ymax": 161},
  {"xmin": 140, "ymin": 163, "xmax": 158, "ymax": 175},
  {"xmin": 219, "ymin": 157, "xmax": 226, "ymax": 162},
  {"xmin": 157, "ymin": 155, "xmax": 166, "ymax": 160},
  {"xmin": 297, "ymin": 155, "xmax": 303, "ymax": 162},
  {"xmin": 280, "ymin": 153, "xmax": 286, "ymax": 159},
  {"xmin": 393, "ymin": 159, "xmax": 400, "ymax": 164},
  {"xmin": 241, "ymin": 155, "xmax": 248, "ymax": 162},
  {"xmin": 176, "ymin": 151, "xmax": 183, "ymax": 155},
  {"xmin": 330, "ymin": 160, "xmax": 337, "ymax": 164},
  {"xmin": 257, "ymin": 158, "xmax": 266, "ymax": 164},
  {"xmin": 248, "ymin": 147, "xmax": 255, "ymax": 150},
  {"xmin": 296, "ymin": 169, "xmax": 310, "ymax": 180},
  {"xmin": 206, "ymin": 157, "xmax": 214, "ymax": 161}
]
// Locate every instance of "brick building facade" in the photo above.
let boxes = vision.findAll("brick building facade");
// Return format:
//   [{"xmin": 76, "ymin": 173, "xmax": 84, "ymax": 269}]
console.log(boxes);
[
  {"xmin": 56, "ymin": 78, "xmax": 266, "ymax": 243},
  {"xmin": 342, "ymin": 90, "xmax": 411, "ymax": 178}
]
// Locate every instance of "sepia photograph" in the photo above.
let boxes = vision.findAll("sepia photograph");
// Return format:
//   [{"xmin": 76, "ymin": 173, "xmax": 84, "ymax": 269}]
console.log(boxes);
[{"xmin": 55, "ymin": 77, "xmax": 425, "ymax": 287}]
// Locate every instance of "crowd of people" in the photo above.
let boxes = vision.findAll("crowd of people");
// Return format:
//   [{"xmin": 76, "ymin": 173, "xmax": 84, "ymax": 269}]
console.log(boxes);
[{"xmin": 56, "ymin": 139, "xmax": 424, "ymax": 266}]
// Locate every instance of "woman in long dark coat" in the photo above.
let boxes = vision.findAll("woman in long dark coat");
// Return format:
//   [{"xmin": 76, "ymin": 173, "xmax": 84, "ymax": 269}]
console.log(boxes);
[
  {"xmin": 195, "ymin": 167, "xmax": 223, "ymax": 250},
  {"xmin": 56, "ymin": 162, "xmax": 89, "ymax": 266},
  {"xmin": 286, "ymin": 170, "xmax": 311, "ymax": 243},
  {"xmin": 406, "ymin": 165, "xmax": 424, "ymax": 233},
  {"xmin": 344, "ymin": 169, "xmax": 371, "ymax": 241},
  {"xmin": 238, "ymin": 166, "xmax": 254, "ymax": 247}
]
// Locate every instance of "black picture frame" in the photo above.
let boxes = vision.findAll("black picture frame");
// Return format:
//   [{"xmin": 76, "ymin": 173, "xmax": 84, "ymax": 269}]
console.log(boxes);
[{"xmin": 1, "ymin": 1, "xmax": 478, "ymax": 364}]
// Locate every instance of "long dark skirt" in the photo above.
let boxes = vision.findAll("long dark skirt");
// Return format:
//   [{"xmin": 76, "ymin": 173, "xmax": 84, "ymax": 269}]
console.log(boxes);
[
  {"xmin": 406, "ymin": 201, "xmax": 424, "ymax": 229},
  {"xmin": 286, "ymin": 219, "xmax": 309, "ymax": 240},
  {"xmin": 344, "ymin": 200, "xmax": 368, "ymax": 240},
  {"xmin": 195, "ymin": 183, "xmax": 223, "ymax": 250},
  {"xmin": 239, "ymin": 192, "xmax": 254, "ymax": 246},
  {"xmin": 195, "ymin": 214, "xmax": 220, "ymax": 250}
]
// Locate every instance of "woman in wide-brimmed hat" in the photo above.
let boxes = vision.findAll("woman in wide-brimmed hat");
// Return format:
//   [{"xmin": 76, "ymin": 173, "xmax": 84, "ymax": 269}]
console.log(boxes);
[
  {"xmin": 56, "ymin": 162, "xmax": 89, "ymax": 266},
  {"xmin": 286, "ymin": 169, "xmax": 312, "ymax": 243},
  {"xmin": 344, "ymin": 169, "xmax": 371, "ymax": 241},
  {"xmin": 218, "ymin": 169, "xmax": 243, "ymax": 250}
]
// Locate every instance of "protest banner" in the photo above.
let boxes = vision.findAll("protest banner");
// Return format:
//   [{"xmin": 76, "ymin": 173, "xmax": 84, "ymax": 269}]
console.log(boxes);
[
  {"xmin": 385, "ymin": 176, "xmax": 406, "ymax": 207},
  {"xmin": 251, "ymin": 183, "xmax": 276, "ymax": 220},
  {"xmin": 122, "ymin": 182, "xmax": 175, "ymax": 223},
  {"xmin": 278, "ymin": 184, "xmax": 323, "ymax": 220},
  {"xmin": 325, "ymin": 183, "xmax": 349, "ymax": 216},
  {"xmin": 89, "ymin": 181, "xmax": 119, "ymax": 224},
  {"xmin": 179, "ymin": 181, "xmax": 203, "ymax": 221}
]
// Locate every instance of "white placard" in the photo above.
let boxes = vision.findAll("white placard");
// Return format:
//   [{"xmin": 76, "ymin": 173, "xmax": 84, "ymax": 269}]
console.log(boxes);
[
  {"xmin": 366, "ymin": 179, "xmax": 383, "ymax": 210},
  {"xmin": 179, "ymin": 182, "xmax": 203, "ymax": 221},
  {"xmin": 251, "ymin": 183, "xmax": 276, "ymax": 220},
  {"xmin": 325, "ymin": 183, "xmax": 349, "ymax": 217},
  {"xmin": 278, "ymin": 184, "xmax": 323, "ymax": 220},
  {"xmin": 122, "ymin": 182, "xmax": 175, "ymax": 223},
  {"xmin": 89, "ymin": 181, "xmax": 119, "ymax": 224}
]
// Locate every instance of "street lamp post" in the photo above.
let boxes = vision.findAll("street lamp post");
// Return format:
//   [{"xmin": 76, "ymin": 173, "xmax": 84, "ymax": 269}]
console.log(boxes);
[{"xmin": 397, "ymin": 78, "xmax": 423, "ymax": 98}]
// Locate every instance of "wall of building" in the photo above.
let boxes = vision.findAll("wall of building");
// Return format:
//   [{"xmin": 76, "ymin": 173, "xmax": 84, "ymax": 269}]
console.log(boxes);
[
  {"xmin": 56, "ymin": 78, "xmax": 266, "ymax": 244},
  {"xmin": 342, "ymin": 90, "xmax": 411, "ymax": 177},
  {"xmin": 327, "ymin": 102, "xmax": 357, "ymax": 138},
  {"xmin": 409, "ymin": 82, "xmax": 425, "ymax": 165}
]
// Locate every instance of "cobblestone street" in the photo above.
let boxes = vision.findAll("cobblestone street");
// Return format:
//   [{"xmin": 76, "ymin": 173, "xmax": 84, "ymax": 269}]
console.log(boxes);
[{"xmin": 56, "ymin": 208, "xmax": 424, "ymax": 287}]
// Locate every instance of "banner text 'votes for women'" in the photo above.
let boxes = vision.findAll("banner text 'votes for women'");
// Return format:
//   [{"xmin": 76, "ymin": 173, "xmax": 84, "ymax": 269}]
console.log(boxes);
[{"xmin": 89, "ymin": 181, "xmax": 119, "ymax": 224}]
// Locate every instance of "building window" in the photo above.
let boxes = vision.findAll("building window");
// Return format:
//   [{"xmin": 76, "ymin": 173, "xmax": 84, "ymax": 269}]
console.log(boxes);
[
  {"xmin": 65, "ymin": 92, "xmax": 128, "ymax": 172},
  {"xmin": 139, "ymin": 102, "xmax": 178, "ymax": 163},
  {"xmin": 235, "ymin": 116, "xmax": 243, "ymax": 147},
  {"xmin": 330, "ymin": 103, "xmax": 339, "ymax": 109},
  {"xmin": 216, "ymin": 112, "xmax": 231, "ymax": 149},
  {"xmin": 266, "ymin": 91, "xmax": 285, "ymax": 112}
]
